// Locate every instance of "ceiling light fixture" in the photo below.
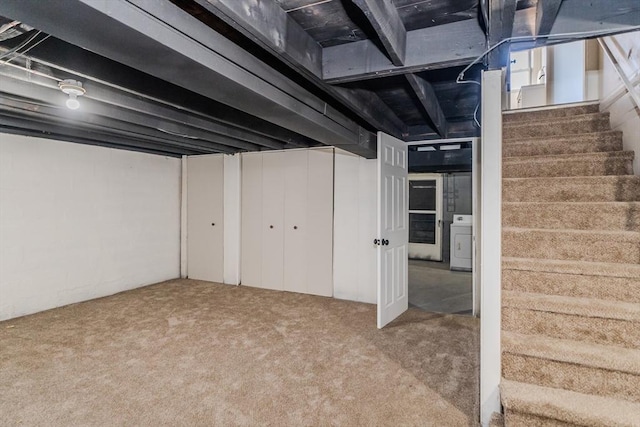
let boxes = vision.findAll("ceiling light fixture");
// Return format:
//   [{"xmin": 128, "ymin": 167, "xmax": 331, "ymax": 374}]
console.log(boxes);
[{"xmin": 58, "ymin": 79, "xmax": 85, "ymax": 110}]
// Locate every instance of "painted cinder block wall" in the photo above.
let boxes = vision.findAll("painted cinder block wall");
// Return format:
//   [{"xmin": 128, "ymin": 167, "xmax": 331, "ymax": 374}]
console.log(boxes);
[{"xmin": 0, "ymin": 134, "xmax": 181, "ymax": 321}]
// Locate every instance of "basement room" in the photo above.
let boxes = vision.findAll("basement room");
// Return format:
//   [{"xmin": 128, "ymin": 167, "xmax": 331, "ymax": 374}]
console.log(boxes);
[{"xmin": 1, "ymin": 1, "xmax": 639, "ymax": 426}]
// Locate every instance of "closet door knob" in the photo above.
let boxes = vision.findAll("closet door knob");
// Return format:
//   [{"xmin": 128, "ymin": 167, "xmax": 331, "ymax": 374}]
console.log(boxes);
[
  {"xmin": 211, "ymin": 223, "xmax": 215, "ymax": 226},
  {"xmin": 270, "ymin": 225, "xmax": 274, "ymax": 229},
  {"xmin": 293, "ymin": 226, "xmax": 298, "ymax": 230}
]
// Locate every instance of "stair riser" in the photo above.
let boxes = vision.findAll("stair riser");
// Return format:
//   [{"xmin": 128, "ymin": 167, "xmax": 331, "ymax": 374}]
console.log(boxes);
[
  {"xmin": 503, "ymin": 157, "xmax": 633, "ymax": 178},
  {"xmin": 502, "ymin": 307, "xmax": 640, "ymax": 349},
  {"xmin": 503, "ymin": 116, "xmax": 610, "ymax": 139},
  {"xmin": 503, "ymin": 204, "xmax": 640, "ymax": 231},
  {"xmin": 503, "ymin": 353, "xmax": 640, "ymax": 403},
  {"xmin": 503, "ymin": 104, "xmax": 600, "ymax": 124},
  {"xmin": 504, "ymin": 411, "xmax": 573, "ymax": 427},
  {"xmin": 502, "ymin": 269, "xmax": 640, "ymax": 303},
  {"xmin": 503, "ymin": 139, "xmax": 623, "ymax": 157},
  {"xmin": 503, "ymin": 231, "xmax": 640, "ymax": 264},
  {"xmin": 503, "ymin": 179, "xmax": 640, "ymax": 202}
]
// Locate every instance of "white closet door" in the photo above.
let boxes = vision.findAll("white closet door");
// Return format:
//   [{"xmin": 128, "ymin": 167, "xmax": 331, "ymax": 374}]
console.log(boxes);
[
  {"xmin": 187, "ymin": 154, "xmax": 224, "ymax": 282},
  {"xmin": 241, "ymin": 152, "xmax": 263, "ymax": 288},
  {"xmin": 306, "ymin": 147, "xmax": 334, "ymax": 297},
  {"xmin": 283, "ymin": 150, "xmax": 309, "ymax": 293},
  {"xmin": 261, "ymin": 151, "xmax": 285, "ymax": 291}
]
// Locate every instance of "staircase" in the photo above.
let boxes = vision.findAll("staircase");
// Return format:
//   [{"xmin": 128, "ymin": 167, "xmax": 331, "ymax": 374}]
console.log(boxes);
[{"xmin": 500, "ymin": 102, "xmax": 640, "ymax": 426}]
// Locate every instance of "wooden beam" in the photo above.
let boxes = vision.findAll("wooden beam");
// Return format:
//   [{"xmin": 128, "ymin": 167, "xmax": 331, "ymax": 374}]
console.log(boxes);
[
  {"xmin": 405, "ymin": 74, "xmax": 448, "ymax": 138},
  {"xmin": 323, "ymin": 19, "xmax": 486, "ymax": 84},
  {"xmin": 549, "ymin": 0, "xmax": 640, "ymax": 34},
  {"xmin": 487, "ymin": 0, "xmax": 517, "ymax": 69},
  {"xmin": 0, "ymin": 0, "xmax": 377, "ymax": 157},
  {"xmin": 351, "ymin": 0, "xmax": 407, "ymax": 66},
  {"xmin": 195, "ymin": 0, "xmax": 322, "ymax": 77},
  {"xmin": 192, "ymin": 0, "xmax": 406, "ymax": 138},
  {"xmin": 535, "ymin": 0, "xmax": 562, "ymax": 42},
  {"xmin": 404, "ymin": 121, "xmax": 479, "ymax": 141}
]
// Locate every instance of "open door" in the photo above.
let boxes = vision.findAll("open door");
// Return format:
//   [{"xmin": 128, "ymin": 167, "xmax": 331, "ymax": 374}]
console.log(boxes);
[{"xmin": 377, "ymin": 132, "xmax": 409, "ymax": 329}]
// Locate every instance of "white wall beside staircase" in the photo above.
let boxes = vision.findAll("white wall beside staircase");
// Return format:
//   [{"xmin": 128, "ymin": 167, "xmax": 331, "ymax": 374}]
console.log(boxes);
[{"xmin": 600, "ymin": 32, "xmax": 640, "ymax": 175}]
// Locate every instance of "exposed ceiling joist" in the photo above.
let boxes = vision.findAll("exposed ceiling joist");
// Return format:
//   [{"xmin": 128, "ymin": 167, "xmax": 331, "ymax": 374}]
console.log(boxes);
[
  {"xmin": 0, "ymin": 98, "xmax": 231, "ymax": 155},
  {"xmin": 535, "ymin": 0, "xmax": 562, "ymax": 40},
  {"xmin": 404, "ymin": 121, "xmax": 478, "ymax": 141},
  {"xmin": 6, "ymin": 37, "xmax": 315, "ymax": 148},
  {"xmin": 0, "ymin": 64, "xmax": 290, "ymax": 152},
  {"xmin": 351, "ymin": 0, "xmax": 407, "ymax": 66},
  {"xmin": 550, "ymin": 0, "xmax": 640, "ymax": 34},
  {"xmin": 0, "ymin": 114, "xmax": 195, "ymax": 157},
  {"xmin": 405, "ymin": 74, "xmax": 448, "ymax": 138},
  {"xmin": 487, "ymin": 0, "xmax": 517, "ymax": 69},
  {"xmin": 190, "ymin": 0, "xmax": 406, "ymax": 139},
  {"xmin": 0, "ymin": 93, "xmax": 239, "ymax": 154},
  {"xmin": 0, "ymin": 0, "xmax": 377, "ymax": 158},
  {"xmin": 323, "ymin": 19, "xmax": 486, "ymax": 84},
  {"xmin": 194, "ymin": 0, "xmax": 322, "ymax": 77}
]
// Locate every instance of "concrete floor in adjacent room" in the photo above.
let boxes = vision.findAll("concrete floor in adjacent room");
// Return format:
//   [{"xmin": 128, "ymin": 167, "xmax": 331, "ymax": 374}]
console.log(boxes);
[{"xmin": 409, "ymin": 259, "xmax": 473, "ymax": 315}]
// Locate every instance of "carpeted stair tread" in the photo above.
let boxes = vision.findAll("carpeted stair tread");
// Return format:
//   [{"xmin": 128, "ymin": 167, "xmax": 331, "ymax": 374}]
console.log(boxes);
[
  {"xmin": 503, "ymin": 175, "xmax": 640, "ymax": 202},
  {"xmin": 503, "ymin": 306, "xmax": 640, "ymax": 349},
  {"xmin": 503, "ymin": 150, "xmax": 633, "ymax": 163},
  {"xmin": 503, "ymin": 332, "xmax": 640, "ymax": 375},
  {"xmin": 501, "ymin": 380, "xmax": 640, "ymax": 427},
  {"xmin": 502, "ymin": 258, "xmax": 640, "ymax": 303},
  {"xmin": 502, "ymin": 201, "xmax": 640, "ymax": 231},
  {"xmin": 502, "ymin": 227, "xmax": 640, "ymax": 264},
  {"xmin": 503, "ymin": 131, "xmax": 623, "ymax": 157},
  {"xmin": 500, "ymin": 100, "xmax": 640, "ymax": 423},
  {"xmin": 502, "ymin": 257, "xmax": 640, "ymax": 279},
  {"xmin": 503, "ymin": 291, "xmax": 640, "ymax": 322},
  {"xmin": 502, "ymin": 102, "xmax": 600, "ymax": 124},
  {"xmin": 503, "ymin": 333, "xmax": 640, "ymax": 403},
  {"xmin": 503, "ymin": 151, "xmax": 634, "ymax": 178},
  {"xmin": 502, "ymin": 112, "xmax": 611, "ymax": 140}
]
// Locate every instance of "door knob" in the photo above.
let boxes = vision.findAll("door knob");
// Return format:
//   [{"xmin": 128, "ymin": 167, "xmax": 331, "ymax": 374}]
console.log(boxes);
[
  {"xmin": 294, "ymin": 226, "xmax": 298, "ymax": 230},
  {"xmin": 270, "ymin": 225, "xmax": 274, "ymax": 229},
  {"xmin": 211, "ymin": 223, "xmax": 215, "ymax": 226},
  {"xmin": 373, "ymin": 238, "xmax": 380, "ymax": 245},
  {"xmin": 382, "ymin": 239, "xmax": 389, "ymax": 246}
]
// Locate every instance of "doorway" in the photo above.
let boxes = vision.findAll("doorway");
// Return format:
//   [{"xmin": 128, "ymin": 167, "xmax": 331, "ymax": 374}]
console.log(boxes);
[
  {"xmin": 406, "ymin": 140, "xmax": 475, "ymax": 315},
  {"xmin": 408, "ymin": 174, "xmax": 443, "ymax": 261}
]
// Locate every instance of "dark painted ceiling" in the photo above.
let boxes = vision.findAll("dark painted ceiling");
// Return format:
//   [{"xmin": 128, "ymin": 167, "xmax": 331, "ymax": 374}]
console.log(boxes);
[{"xmin": 0, "ymin": 0, "xmax": 638, "ymax": 158}]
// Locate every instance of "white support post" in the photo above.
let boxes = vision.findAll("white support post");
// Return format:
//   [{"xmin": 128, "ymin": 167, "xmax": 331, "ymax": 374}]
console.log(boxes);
[
  {"xmin": 223, "ymin": 153, "xmax": 241, "ymax": 285},
  {"xmin": 180, "ymin": 155, "xmax": 188, "ymax": 278},
  {"xmin": 480, "ymin": 69, "xmax": 505, "ymax": 426}
]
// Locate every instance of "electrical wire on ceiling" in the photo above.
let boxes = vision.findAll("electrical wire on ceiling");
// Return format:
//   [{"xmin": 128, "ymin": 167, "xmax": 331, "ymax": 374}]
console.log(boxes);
[
  {"xmin": 457, "ymin": 26, "xmax": 640, "ymax": 85},
  {"xmin": 456, "ymin": 25, "xmax": 640, "ymax": 128},
  {"xmin": 3, "ymin": 34, "xmax": 50, "ymax": 65},
  {"xmin": 0, "ymin": 30, "xmax": 42, "ymax": 62}
]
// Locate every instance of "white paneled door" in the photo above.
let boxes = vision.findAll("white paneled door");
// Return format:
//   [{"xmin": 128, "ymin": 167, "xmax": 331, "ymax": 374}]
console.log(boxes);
[
  {"xmin": 187, "ymin": 154, "xmax": 224, "ymax": 282},
  {"xmin": 261, "ymin": 151, "xmax": 286, "ymax": 291},
  {"xmin": 241, "ymin": 152, "xmax": 263, "ymax": 288},
  {"xmin": 377, "ymin": 132, "xmax": 409, "ymax": 329},
  {"xmin": 283, "ymin": 150, "xmax": 308, "ymax": 293},
  {"xmin": 241, "ymin": 148, "xmax": 333, "ymax": 296},
  {"xmin": 305, "ymin": 148, "xmax": 334, "ymax": 297}
]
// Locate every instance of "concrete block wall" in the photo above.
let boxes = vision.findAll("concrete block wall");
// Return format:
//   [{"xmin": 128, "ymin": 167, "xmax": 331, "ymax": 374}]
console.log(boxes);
[{"xmin": 0, "ymin": 134, "xmax": 181, "ymax": 321}]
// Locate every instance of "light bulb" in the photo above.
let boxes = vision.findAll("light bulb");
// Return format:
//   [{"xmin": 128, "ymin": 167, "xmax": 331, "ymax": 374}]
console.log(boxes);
[{"xmin": 66, "ymin": 94, "xmax": 80, "ymax": 110}]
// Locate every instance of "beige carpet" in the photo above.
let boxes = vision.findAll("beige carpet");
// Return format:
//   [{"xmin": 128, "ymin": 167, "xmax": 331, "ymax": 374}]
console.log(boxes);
[{"xmin": 0, "ymin": 279, "xmax": 479, "ymax": 426}]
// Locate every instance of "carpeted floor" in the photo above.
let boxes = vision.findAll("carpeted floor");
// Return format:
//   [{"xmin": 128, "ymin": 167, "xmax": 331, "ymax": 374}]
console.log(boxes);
[{"xmin": 0, "ymin": 279, "xmax": 479, "ymax": 426}]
